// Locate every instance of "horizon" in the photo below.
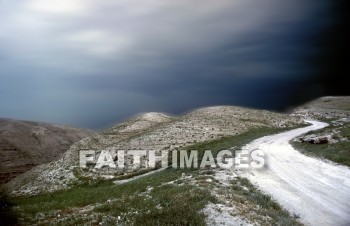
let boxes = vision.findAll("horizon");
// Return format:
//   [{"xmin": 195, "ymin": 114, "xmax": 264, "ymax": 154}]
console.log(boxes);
[
  {"xmin": 0, "ymin": 0, "xmax": 347, "ymax": 129},
  {"xmin": 0, "ymin": 102, "xmax": 297, "ymax": 130}
]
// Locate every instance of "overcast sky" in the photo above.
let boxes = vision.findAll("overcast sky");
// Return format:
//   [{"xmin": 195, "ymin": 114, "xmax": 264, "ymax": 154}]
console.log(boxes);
[{"xmin": 0, "ymin": 0, "xmax": 337, "ymax": 128}]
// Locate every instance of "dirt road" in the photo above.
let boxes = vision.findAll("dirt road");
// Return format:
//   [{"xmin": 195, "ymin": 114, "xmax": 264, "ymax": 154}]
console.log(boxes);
[{"xmin": 240, "ymin": 120, "xmax": 350, "ymax": 225}]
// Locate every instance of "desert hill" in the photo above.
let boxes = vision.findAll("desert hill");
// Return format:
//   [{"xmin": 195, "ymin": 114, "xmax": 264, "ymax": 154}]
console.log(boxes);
[
  {"xmin": 292, "ymin": 96, "xmax": 350, "ymax": 119},
  {"xmin": 3, "ymin": 106, "xmax": 302, "ymax": 195},
  {"xmin": 3, "ymin": 100, "xmax": 349, "ymax": 225},
  {"xmin": 0, "ymin": 118, "xmax": 95, "ymax": 184}
]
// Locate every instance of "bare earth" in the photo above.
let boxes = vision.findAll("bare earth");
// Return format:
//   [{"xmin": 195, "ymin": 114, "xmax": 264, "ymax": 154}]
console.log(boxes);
[
  {"xmin": 240, "ymin": 120, "xmax": 350, "ymax": 226},
  {"xmin": 0, "ymin": 118, "xmax": 95, "ymax": 184}
]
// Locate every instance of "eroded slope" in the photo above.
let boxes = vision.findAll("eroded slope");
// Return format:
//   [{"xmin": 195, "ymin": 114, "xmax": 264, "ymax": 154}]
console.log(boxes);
[{"xmin": 0, "ymin": 118, "xmax": 95, "ymax": 184}]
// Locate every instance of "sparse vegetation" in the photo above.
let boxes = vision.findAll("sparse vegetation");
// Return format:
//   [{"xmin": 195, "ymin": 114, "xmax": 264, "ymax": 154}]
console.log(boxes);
[
  {"xmin": 292, "ymin": 122, "xmax": 350, "ymax": 167},
  {"xmin": 5, "ymin": 106, "xmax": 302, "ymax": 196},
  {"xmin": 230, "ymin": 177, "xmax": 302, "ymax": 225},
  {"xmin": 3, "ymin": 96, "xmax": 349, "ymax": 225},
  {"xmin": 114, "ymin": 168, "xmax": 158, "ymax": 180},
  {"xmin": 185, "ymin": 125, "xmax": 304, "ymax": 163},
  {"xmin": 12, "ymin": 169, "xmax": 213, "ymax": 225},
  {"xmin": 10, "ymin": 125, "xmax": 303, "ymax": 225},
  {"xmin": 292, "ymin": 96, "xmax": 350, "ymax": 120}
]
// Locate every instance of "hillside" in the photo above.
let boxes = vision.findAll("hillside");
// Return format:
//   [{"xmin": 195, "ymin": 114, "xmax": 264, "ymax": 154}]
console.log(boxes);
[
  {"xmin": 292, "ymin": 96, "xmax": 350, "ymax": 119},
  {"xmin": 3, "ymin": 106, "xmax": 302, "ymax": 196},
  {"xmin": 291, "ymin": 96, "xmax": 350, "ymax": 167},
  {"xmin": 1, "ymin": 106, "xmax": 307, "ymax": 225},
  {"xmin": 0, "ymin": 118, "xmax": 95, "ymax": 184}
]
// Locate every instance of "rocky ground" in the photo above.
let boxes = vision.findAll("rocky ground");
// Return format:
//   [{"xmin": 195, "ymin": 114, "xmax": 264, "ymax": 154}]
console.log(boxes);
[
  {"xmin": 3, "ymin": 97, "xmax": 349, "ymax": 225},
  {"xmin": 291, "ymin": 96, "xmax": 350, "ymax": 120},
  {"xmin": 293, "ymin": 119, "xmax": 349, "ymax": 145},
  {"xmin": 291, "ymin": 96, "xmax": 350, "ymax": 167},
  {"xmin": 2, "ymin": 106, "xmax": 302, "ymax": 195}
]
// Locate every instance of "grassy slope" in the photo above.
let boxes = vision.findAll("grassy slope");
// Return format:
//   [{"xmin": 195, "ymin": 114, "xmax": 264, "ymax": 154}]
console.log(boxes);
[
  {"xmin": 9, "ymin": 126, "xmax": 303, "ymax": 225},
  {"xmin": 291, "ymin": 121, "xmax": 350, "ymax": 167}
]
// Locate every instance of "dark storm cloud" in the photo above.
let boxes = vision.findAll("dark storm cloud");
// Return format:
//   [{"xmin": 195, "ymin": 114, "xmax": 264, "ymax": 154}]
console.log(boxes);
[{"xmin": 0, "ymin": 0, "xmax": 335, "ymax": 128}]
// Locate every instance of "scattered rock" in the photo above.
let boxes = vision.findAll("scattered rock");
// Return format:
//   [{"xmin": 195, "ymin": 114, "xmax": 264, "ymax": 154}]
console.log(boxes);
[{"xmin": 4, "ymin": 106, "xmax": 302, "ymax": 195}]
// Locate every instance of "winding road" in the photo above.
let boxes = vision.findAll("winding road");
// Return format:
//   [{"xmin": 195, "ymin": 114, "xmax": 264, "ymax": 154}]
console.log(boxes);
[{"xmin": 240, "ymin": 120, "xmax": 350, "ymax": 225}]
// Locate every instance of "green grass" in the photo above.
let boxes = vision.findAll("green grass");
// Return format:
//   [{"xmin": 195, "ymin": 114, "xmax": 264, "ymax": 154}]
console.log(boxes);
[
  {"xmin": 95, "ymin": 174, "xmax": 214, "ymax": 226},
  {"xmin": 13, "ymin": 168, "xmax": 212, "ymax": 225},
  {"xmin": 231, "ymin": 177, "xmax": 302, "ymax": 225},
  {"xmin": 114, "ymin": 168, "xmax": 157, "ymax": 180},
  {"xmin": 184, "ymin": 126, "xmax": 301, "ymax": 163},
  {"xmin": 10, "ymin": 125, "xmax": 304, "ymax": 225},
  {"xmin": 292, "ymin": 123, "xmax": 350, "ymax": 167}
]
